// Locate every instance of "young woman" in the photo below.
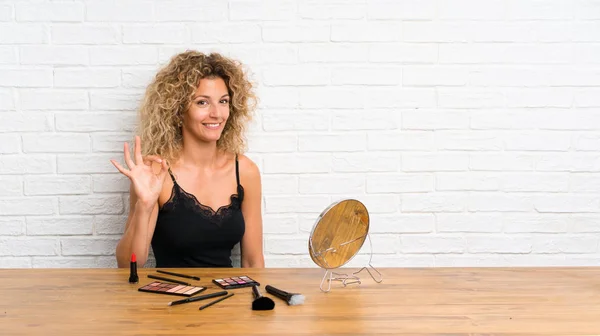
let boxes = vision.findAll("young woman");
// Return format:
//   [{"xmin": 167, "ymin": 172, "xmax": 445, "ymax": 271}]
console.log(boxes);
[{"xmin": 111, "ymin": 51, "xmax": 264, "ymax": 269}]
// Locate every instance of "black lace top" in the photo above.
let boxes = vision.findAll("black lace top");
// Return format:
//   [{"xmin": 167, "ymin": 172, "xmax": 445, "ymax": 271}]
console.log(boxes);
[{"xmin": 151, "ymin": 156, "xmax": 245, "ymax": 268}]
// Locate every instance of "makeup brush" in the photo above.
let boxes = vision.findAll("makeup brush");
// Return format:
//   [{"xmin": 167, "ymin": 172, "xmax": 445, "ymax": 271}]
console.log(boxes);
[
  {"xmin": 251, "ymin": 285, "xmax": 275, "ymax": 311},
  {"xmin": 265, "ymin": 285, "xmax": 305, "ymax": 306}
]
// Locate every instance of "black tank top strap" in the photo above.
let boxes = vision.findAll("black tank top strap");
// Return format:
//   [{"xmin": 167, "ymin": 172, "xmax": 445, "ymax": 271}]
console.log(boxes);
[
  {"xmin": 235, "ymin": 154, "xmax": 240, "ymax": 187},
  {"xmin": 167, "ymin": 165, "xmax": 177, "ymax": 184}
]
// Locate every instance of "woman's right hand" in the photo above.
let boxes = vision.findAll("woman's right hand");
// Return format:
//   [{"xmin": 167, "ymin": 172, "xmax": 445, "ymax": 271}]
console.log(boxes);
[{"xmin": 110, "ymin": 135, "xmax": 169, "ymax": 209}]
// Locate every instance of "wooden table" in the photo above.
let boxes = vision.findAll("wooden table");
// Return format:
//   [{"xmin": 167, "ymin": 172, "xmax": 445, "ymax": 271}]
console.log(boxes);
[{"xmin": 2, "ymin": 267, "xmax": 600, "ymax": 335}]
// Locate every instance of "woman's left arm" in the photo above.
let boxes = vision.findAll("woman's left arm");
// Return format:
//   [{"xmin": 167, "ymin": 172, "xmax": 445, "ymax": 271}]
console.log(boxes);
[{"xmin": 239, "ymin": 155, "xmax": 265, "ymax": 268}]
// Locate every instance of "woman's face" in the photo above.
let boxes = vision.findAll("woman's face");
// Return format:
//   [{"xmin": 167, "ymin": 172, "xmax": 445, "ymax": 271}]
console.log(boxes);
[{"xmin": 182, "ymin": 76, "xmax": 230, "ymax": 143}]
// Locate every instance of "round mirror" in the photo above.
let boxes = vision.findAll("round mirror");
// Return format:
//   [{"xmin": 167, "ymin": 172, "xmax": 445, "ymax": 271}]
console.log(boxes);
[{"xmin": 308, "ymin": 199, "xmax": 370, "ymax": 270}]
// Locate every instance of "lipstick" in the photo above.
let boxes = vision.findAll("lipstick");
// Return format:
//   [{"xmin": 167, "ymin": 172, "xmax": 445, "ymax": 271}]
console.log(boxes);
[{"xmin": 129, "ymin": 253, "xmax": 139, "ymax": 284}]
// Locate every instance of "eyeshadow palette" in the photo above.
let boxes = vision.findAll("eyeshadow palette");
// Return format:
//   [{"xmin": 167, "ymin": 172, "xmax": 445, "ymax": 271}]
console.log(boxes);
[
  {"xmin": 138, "ymin": 281, "xmax": 206, "ymax": 297},
  {"xmin": 212, "ymin": 276, "xmax": 260, "ymax": 289}
]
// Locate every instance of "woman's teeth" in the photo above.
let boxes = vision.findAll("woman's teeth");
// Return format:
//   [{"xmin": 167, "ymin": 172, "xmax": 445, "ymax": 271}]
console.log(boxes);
[{"xmin": 204, "ymin": 123, "xmax": 220, "ymax": 129}]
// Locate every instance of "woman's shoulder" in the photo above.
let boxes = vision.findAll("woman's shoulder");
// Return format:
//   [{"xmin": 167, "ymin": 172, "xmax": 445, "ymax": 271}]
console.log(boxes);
[{"xmin": 234, "ymin": 153, "xmax": 261, "ymax": 184}]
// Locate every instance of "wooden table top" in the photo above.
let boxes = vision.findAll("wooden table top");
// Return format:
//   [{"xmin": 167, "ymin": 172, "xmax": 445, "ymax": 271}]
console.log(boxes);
[{"xmin": 2, "ymin": 267, "xmax": 600, "ymax": 335}]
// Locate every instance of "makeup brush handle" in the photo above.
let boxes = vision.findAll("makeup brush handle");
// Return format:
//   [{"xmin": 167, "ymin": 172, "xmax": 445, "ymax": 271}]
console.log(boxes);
[
  {"xmin": 251, "ymin": 285, "xmax": 262, "ymax": 299},
  {"xmin": 265, "ymin": 285, "xmax": 289, "ymax": 299}
]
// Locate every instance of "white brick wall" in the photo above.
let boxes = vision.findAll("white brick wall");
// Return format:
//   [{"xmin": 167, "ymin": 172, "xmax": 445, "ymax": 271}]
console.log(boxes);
[{"xmin": 1, "ymin": 0, "xmax": 600, "ymax": 269}]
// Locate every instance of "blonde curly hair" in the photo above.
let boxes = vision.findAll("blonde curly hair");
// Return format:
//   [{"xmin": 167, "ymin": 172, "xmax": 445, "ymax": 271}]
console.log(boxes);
[{"xmin": 137, "ymin": 50, "xmax": 257, "ymax": 164}]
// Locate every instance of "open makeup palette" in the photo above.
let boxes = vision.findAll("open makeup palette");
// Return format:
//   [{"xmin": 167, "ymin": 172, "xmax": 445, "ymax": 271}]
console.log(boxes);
[
  {"xmin": 138, "ymin": 281, "xmax": 207, "ymax": 297},
  {"xmin": 212, "ymin": 276, "xmax": 259, "ymax": 289}
]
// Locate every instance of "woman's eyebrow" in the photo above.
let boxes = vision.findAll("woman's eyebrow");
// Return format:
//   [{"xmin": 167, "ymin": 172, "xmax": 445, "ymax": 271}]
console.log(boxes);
[{"xmin": 193, "ymin": 94, "xmax": 230, "ymax": 99}]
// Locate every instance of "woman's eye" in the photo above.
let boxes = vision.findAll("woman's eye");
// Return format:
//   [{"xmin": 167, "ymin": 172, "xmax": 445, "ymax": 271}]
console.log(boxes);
[
  {"xmin": 197, "ymin": 100, "xmax": 208, "ymax": 106},
  {"xmin": 220, "ymin": 99, "xmax": 229, "ymax": 104}
]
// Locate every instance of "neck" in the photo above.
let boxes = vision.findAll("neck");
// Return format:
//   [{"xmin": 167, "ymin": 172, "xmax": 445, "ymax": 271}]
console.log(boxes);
[{"xmin": 178, "ymin": 132, "xmax": 220, "ymax": 170}]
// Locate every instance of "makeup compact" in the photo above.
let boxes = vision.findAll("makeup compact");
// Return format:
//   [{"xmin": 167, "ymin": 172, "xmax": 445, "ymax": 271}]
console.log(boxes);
[
  {"xmin": 138, "ymin": 281, "xmax": 206, "ymax": 297},
  {"xmin": 212, "ymin": 276, "xmax": 259, "ymax": 290}
]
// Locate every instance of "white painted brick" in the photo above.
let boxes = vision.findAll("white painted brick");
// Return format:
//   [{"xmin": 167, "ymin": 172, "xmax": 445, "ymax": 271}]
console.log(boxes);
[
  {"xmin": 25, "ymin": 175, "xmax": 91, "ymax": 196},
  {"xmin": 86, "ymin": 1, "xmax": 154, "ymax": 22},
  {"xmin": 534, "ymin": 195, "xmax": 600, "ymax": 213},
  {"xmin": 0, "ymin": 46, "xmax": 17, "ymax": 64},
  {"xmin": 402, "ymin": 110, "xmax": 469, "ymax": 130},
  {"xmin": 90, "ymin": 90, "xmax": 143, "ymax": 111},
  {"xmin": 332, "ymin": 66, "xmax": 401, "ymax": 86},
  {"xmin": 504, "ymin": 132, "xmax": 571, "ymax": 151},
  {"xmin": 337, "ymin": 194, "xmax": 400, "ymax": 214},
  {"xmin": 225, "ymin": 44, "xmax": 298, "ymax": 66},
  {"xmin": 436, "ymin": 254, "xmax": 569, "ymax": 267},
  {"xmin": 92, "ymin": 174, "xmax": 130, "ymax": 193},
  {"xmin": 469, "ymin": 193, "xmax": 532, "ymax": 212},
  {"xmin": 90, "ymin": 46, "xmax": 158, "ymax": 65},
  {"xmin": 475, "ymin": 23, "xmax": 572, "ymax": 43},
  {"xmin": 19, "ymin": 89, "xmax": 87, "ymax": 111},
  {"xmin": 123, "ymin": 24, "xmax": 187, "ymax": 44},
  {"xmin": 51, "ymin": 24, "xmax": 120, "ymax": 44},
  {"xmin": 503, "ymin": 214, "xmax": 569, "ymax": 233},
  {"xmin": 265, "ymin": 196, "xmax": 330, "ymax": 214},
  {"xmin": 91, "ymin": 133, "xmax": 134, "ymax": 153},
  {"xmin": 262, "ymin": 65, "xmax": 329, "ymax": 86},
  {"xmin": 264, "ymin": 215, "xmax": 298, "ymax": 234},
  {"xmin": 575, "ymin": 0, "xmax": 600, "ymax": 19},
  {"xmin": 262, "ymin": 23, "xmax": 329, "ymax": 42},
  {"xmin": 15, "ymin": 2, "xmax": 83, "ymax": 22},
  {"xmin": 403, "ymin": 22, "xmax": 473, "ymax": 43},
  {"xmin": 154, "ymin": 0, "xmax": 227, "ymax": 22},
  {"xmin": 299, "ymin": 0, "xmax": 365, "ymax": 19},
  {"xmin": 266, "ymin": 237, "xmax": 309, "ymax": 255},
  {"xmin": 571, "ymin": 174, "xmax": 600, "ymax": 193},
  {"xmin": 20, "ymin": 46, "xmax": 88, "ymax": 65},
  {"xmin": 332, "ymin": 110, "xmax": 400, "ymax": 131},
  {"xmin": 437, "ymin": 131, "xmax": 503, "ymax": 151},
  {"xmin": 440, "ymin": 44, "xmax": 573, "ymax": 64},
  {"xmin": 255, "ymin": 87, "xmax": 298, "ymax": 108},
  {"xmin": 299, "ymin": 213, "xmax": 323, "ymax": 232},
  {"xmin": 299, "ymin": 44, "xmax": 368, "ymax": 63},
  {"xmin": 368, "ymin": 131, "xmax": 435, "ymax": 151},
  {"xmin": 54, "ymin": 69, "xmax": 120, "ymax": 88},
  {"xmin": 467, "ymin": 236, "xmax": 531, "ymax": 254},
  {"xmin": 438, "ymin": 88, "xmax": 505, "ymax": 108},
  {"xmin": 0, "ymin": 238, "xmax": 58, "ymax": 256},
  {"xmin": 370, "ymin": 214, "xmax": 434, "ymax": 234},
  {"xmin": 32, "ymin": 257, "xmax": 110, "ymax": 268},
  {"xmin": 299, "ymin": 133, "xmax": 366, "ymax": 152},
  {"xmin": 402, "ymin": 193, "xmax": 466, "ymax": 212},
  {"xmin": 248, "ymin": 134, "xmax": 296, "ymax": 153},
  {"xmin": 55, "ymin": 113, "xmax": 136, "ymax": 132},
  {"xmin": 471, "ymin": 109, "xmax": 538, "ymax": 130},
  {"xmin": 59, "ymin": 195, "xmax": 123, "ymax": 215},
  {"xmin": 532, "ymin": 236, "xmax": 597, "ymax": 254},
  {"xmin": 403, "ymin": 153, "xmax": 468, "ymax": 172},
  {"xmin": 369, "ymin": 43, "xmax": 438, "ymax": 63},
  {"xmin": 299, "ymin": 88, "xmax": 364, "ymax": 109},
  {"xmin": 61, "ymin": 238, "xmax": 120, "ymax": 256},
  {"xmin": 368, "ymin": 88, "xmax": 436, "ymax": 108},
  {"xmin": 469, "ymin": 67, "xmax": 552, "ymax": 86},
  {"xmin": 332, "ymin": 22, "xmax": 402, "ymax": 42},
  {"xmin": 0, "ymin": 176, "xmax": 21, "ymax": 196},
  {"xmin": 0, "ymin": 89, "xmax": 14, "ymax": 110},
  {"xmin": 501, "ymin": 173, "xmax": 569, "ymax": 192},
  {"xmin": 438, "ymin": 0, "xmax": 506, "ymax": 20},
  {"xmin": 537, "ymin": 154, "xmax": 600, "ymax": 172},
  {"xmin": 298, "ymin": 175, "xmax": 364, "ymax": 194},
  {"xmin": 57, "ymin": 154, "xmax": 120, "ymax": 174},
  {"xmin": 437, "ymin": 213, "xmax": 503, "ymax": 233},
  {"xmin": 470, "ymin": 153, "xmax": 537, "ymax": 171},
  {"xmin": 332, "ymin": 152, "xmax": 399, "ymax": 173},
  {"xmin": 22, "ymin": 133, "xmax": 90, "ymax": 153},
  {"xmin": 0, "ymin": 257, "xmax": 30, "ymax": 267},
  {"xmin": 121, "ymin": 68, "xmax": 156, "ymax": 88},
  {"xmin": 263, "ymin": 154, "xmax": 330, "ymax": 174},
  {"xmin": 0, "ymin": 155, "xmax": 55, "ymax": 175},
  {"xmin": 0, "ymin": 217, "xmax": 25, "ymax": 235},
  {"xmin": 368, "ymin": 0, "xmax": 434, "ymax": 20},
  {"xmin": 505, "ymin": 88, "xmax": 573, "ymax": 108},
  {"xmin": 507, "ymin": 0, "xmax": 573, "ymax": 20},
  {"xmin": 0, "ymin": 3, "xmax": 11, "ymax": 21},
  {"xmin": 403, "ymin": 66, "xmax": 467, "ymax": 86},
  {"xmin": 571, "ymin": 215, "xmax": 600, "ymax": 233},
  {"xmin": 0, "ymin": 24, "xmax": 47, "ymax": 43},
  {"xmin": 0, "ymin": 69, "xmax": 53, "ymax": 87},
  {"xmin": 0, "ymin": 197, "xmax": 55, "ymax": 215},
  {"xmin": 27, "ymin": 216, "xmax": 93, "ymax": 235},
  {"xmin": 575, "ymin": 89, "xmax": 600, "ymax": 107},
  {"xmin": 401, "ymin": 235, "xmax": 465, "ymax": 253},
  {"xmin": 575, "ymin": 45, "xmax": 600, "ymax": 64},
  {"xmin": 0, "ymin": 134, "xmax": 20, "ymax": 154},
  {"xmin": 230, "ymin": 0, "xmax": 296, "ymax": 20},
  {"xmin": 262, "ymin": 175, "xmax": 298, "ymax": 195},
  {"xmin": 95, "ymin": 215, "xmax": 126, "ymax": 235},
  {"xmin": 436, "ymin": 172, "xmax": 500, "ymax": 191},
  {"xmin": 262, "ymin": 111, "xmax": 327, "ymax": 131}
]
